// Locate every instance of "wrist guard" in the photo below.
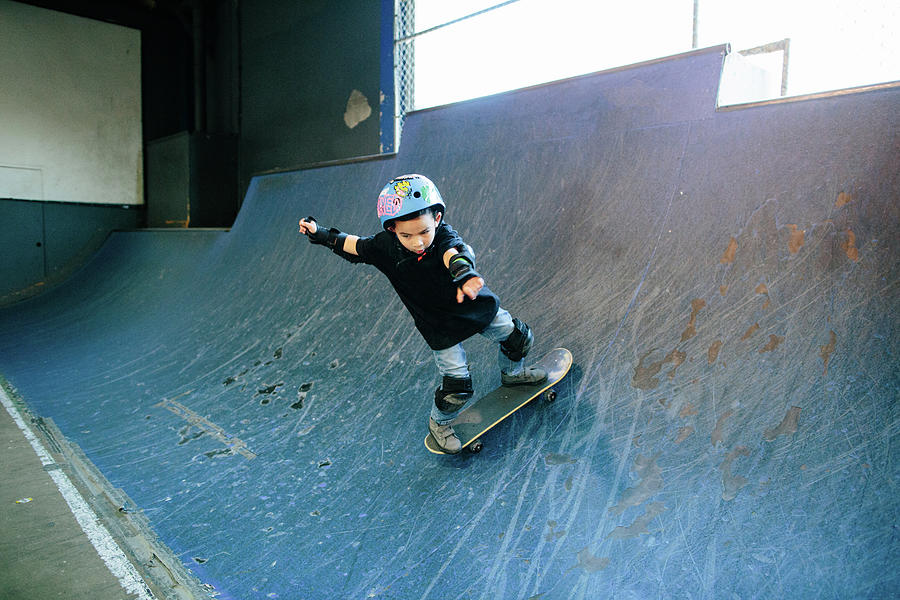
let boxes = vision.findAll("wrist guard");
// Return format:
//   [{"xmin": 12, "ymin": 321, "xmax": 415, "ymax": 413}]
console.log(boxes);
[
  {"xmin": 305, "ymin": 216, "xmax": 362, "ymax": 263},
  {"xmin": 448, "ymin": 246, "xmax": 480, "ymax": 284},
  {"xmin": 305, "ymin": 216, "xmax": 344, "ymax": 249}
]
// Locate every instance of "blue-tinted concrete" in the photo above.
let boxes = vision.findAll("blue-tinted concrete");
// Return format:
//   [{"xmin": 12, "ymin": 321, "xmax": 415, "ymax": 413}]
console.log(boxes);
[{"xmin": 0, "ymin": 47, "xmax": 897, "ymax": 599}]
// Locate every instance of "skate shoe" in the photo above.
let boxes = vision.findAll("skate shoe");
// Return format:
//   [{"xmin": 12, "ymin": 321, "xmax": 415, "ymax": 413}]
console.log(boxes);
[
  {"xmin": 428, "ymin": 417, "xmax": 462, "ymax": 454},
  {"xmin": 501, "ymin": 367, "xmax": 548, "ymax": 387}
]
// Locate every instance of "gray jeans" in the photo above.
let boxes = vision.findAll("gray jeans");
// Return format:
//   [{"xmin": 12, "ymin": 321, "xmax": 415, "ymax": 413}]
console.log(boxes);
[{"xmin": 430, "ymin": 308, "xmax": 524, "ymax": 424}]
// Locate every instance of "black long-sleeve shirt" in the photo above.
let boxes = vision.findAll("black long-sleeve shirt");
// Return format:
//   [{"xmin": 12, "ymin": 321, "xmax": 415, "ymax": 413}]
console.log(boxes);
[{"xmin": 353, "ymin": 222, "xmax": 500, "ymax": 350}]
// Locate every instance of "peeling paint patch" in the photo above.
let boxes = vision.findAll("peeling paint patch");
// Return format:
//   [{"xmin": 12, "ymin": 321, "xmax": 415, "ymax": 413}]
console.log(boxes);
[
  {"xmin": 679, "ymin": 402, "xmax": 698, "ymax": 418},
  {"xmin": 711, "ymin": 410, "xmax": 734, "ymax": 446},
  {"xmin": 343, "ymin": 89, "xmax": 372, "ymax": 129},
  {"xmin": 632, "ymin": 350, "xmax": 664, "ymax": 390},
  {"xmin": 720, "ymin": 446, "xmax": 751, "ymax": 501},
  {"xmin": 708, "ymin": 340, "xmax": 723, "ymax": 365},
  {"xmin": 606, "ymin": 502, "xmax": 666, "ymax": 540},
  {"xmin": 787, "ymin": 224, "xmax": 805, "ymax": 253},
  {"xmin": 842, "ymin": 228, "xmax": 859, "ymax": 261},
  {"xmin": 572, "ymin": 548, "xmax": 609, "ymax": 573},
  {"xmin": 835, "ymin": 192, "xmax": 854, "ymax": 208},
  {"xmin": 720, "ymin": 237, "xmax": 738, "ymax": 263},
  {"xmin": 545, "ymin": 453, "xmax": 577, "ymax": 465},
  {"xmin": 680, "ymin": 298, "xmax": 706, "ymax": 342},
  {"xmin": 609, "ymin": 454, "xmax": 663, "ymax": 515},
  {"xmin": 763, "ymin": 406, "xmax": 801, "ymax": 442},
  {"xmin": 759, "ymin": 334, "xmax": 785, "ymax": 353},
  {"xmin": 544, "ymin": 520, "xmax": 566, "ymax": 541},
  {"xmin": 741, "ymin": 323, "xmax": 760, "ymax": 341},
  {"xmin": 820, "ymin": 330, "xmax": 837, "ymax": 375},
  {"xmin": 666, "ymin": 348, "xmax": 686, "ymax": 380},
  {"xmin": 674, "ymin": 426, "xmax": 694, "ymax": 444},
  {"xmin": 756, "ymin": 283, "xmax": 771, "ymax": 309},
  {"xmin": 632, "ymin": 348, "xmax": 685, "ymax": 390}
]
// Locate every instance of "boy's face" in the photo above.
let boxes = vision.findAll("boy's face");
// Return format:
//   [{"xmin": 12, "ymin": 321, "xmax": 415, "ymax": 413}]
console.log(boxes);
[{"xmin": 390, "ymin": 212, "xmax": 441, "ymax": 255}]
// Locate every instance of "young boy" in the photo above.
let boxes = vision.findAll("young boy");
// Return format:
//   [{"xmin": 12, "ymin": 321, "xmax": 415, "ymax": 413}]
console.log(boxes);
[{"xmin": 298, "ymin": 174, "xmax": 546, "ymax": 453}]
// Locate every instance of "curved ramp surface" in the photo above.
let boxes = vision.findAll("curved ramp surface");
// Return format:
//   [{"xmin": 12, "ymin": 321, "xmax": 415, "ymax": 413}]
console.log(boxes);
[{"xmin": 1, "ymin": 47, "xmax": 898, "ymax": 599}]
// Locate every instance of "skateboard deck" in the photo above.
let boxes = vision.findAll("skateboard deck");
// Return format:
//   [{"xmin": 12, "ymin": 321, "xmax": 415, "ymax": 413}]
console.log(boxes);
[{"xmin": 425, "ymin": 347, "xmax": 573, "ymax": 454}]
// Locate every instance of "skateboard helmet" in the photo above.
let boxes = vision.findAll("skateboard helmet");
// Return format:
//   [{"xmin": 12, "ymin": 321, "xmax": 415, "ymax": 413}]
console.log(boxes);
[{"xmin": 377, "ymin": 174, "xmax": 445, "ymax": 229}]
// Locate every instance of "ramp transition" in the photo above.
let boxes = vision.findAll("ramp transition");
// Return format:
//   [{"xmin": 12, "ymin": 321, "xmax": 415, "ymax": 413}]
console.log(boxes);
[{"xmin": 0, "ymin": 46, "xmax": 897, "ymax": 599}]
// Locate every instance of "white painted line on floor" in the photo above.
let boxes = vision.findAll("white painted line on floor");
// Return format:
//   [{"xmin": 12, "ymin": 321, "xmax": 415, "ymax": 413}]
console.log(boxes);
[{"xmin": 0, "ymin": 385, "xmax": 155, "ymax": 600}]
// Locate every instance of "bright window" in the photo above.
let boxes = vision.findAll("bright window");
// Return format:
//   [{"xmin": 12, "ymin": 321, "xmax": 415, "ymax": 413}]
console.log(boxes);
[{"xmin": 403, "ymin": 0, "xmax": 899, "ymax": 109}]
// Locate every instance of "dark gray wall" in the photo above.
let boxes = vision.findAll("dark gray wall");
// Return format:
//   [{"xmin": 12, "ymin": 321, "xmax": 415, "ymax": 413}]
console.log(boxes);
[
  {"xmin": 239, "ymin": 0, "xmax": 387, "ymax": 187},
  {"xmin": 146, "ymin": 131, "xmax": 238, "ymax": 228},
  {"xmin": 0, "ymin": 199, "xmax": 140, "ymax": 304}
]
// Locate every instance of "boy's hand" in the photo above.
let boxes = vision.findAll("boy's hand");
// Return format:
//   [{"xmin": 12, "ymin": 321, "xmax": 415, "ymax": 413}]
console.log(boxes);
[
  {"xmin": 300, "ymin": 217, "xmax": 332, "ymax": 245},
  {"xmin": 456, "ymin": 276, "xmax": 484, "ymax": 303},
  {"xmin": 298, "ymin": 218, "xmax": 318, "ymax": 235}
]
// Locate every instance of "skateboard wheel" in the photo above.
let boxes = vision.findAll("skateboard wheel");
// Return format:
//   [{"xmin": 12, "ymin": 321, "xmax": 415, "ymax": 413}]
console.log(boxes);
[
  {"xmin": 468, "ymin": 440, "xmax": 484, "ymax": 453},
  {"xmin": 544, "ymin": 389, "xmax": 558, "ymax": 403}
]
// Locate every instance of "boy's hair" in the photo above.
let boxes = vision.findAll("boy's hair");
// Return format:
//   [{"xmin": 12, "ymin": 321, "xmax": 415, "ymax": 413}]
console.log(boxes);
[{"xmin": 387, "ymin": 206, "xmax": 442, "ymax": 228}]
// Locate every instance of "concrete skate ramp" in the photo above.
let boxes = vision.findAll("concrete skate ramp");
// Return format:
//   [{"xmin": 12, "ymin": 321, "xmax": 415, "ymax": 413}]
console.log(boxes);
[{"xmin": 1, "ymin": 46, "xmax": 898, "ymax": 598}]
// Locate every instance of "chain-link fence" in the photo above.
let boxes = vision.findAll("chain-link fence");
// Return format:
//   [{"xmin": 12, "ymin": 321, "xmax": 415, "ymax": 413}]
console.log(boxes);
[{"xmin": 394, "ymin": 0, "xmax": 416, "ymax": 139}]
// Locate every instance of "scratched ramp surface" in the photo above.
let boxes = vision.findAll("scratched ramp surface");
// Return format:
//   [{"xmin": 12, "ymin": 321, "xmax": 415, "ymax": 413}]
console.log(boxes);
[{"xmin": 0, "ymin": 46, "xmax": 898, "ymax": 599}]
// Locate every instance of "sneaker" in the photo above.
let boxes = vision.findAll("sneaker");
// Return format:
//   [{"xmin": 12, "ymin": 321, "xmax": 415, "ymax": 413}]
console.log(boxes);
[
  {"xmin": 501, "ymin": 367, "xmax": 548, "ymax": 387},
  {"xmin": 428, "ymin": 417, "xmax": 462, "ymax": 454}
]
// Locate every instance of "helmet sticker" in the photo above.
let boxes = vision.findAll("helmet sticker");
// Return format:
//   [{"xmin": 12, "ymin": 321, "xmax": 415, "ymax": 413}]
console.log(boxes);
[
  {"xmin": 377, "ymin": 179, "xmax": 413, "ymax": 218},
  {"xmin": 394, "ymin": 179, "xmax": 411, "ymax": 197},
  {"xmin": 377, "ymin": 190, "xmax": 402, "ymax": 218}
]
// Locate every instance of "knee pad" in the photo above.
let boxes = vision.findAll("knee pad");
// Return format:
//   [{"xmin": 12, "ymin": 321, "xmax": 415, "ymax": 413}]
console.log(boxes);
[
  {"xmin": 434, "ymin": 375, "xmax": 474, "ymax": 413},
  {"xmin": 500, "ymin": 318, "xmax": 533, "ymax": 362}
]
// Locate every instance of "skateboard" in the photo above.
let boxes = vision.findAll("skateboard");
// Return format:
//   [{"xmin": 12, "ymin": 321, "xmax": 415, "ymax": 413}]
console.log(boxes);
[{"xmin": 425, "ymin": 347, "xmax": 573, "ymax": 454}]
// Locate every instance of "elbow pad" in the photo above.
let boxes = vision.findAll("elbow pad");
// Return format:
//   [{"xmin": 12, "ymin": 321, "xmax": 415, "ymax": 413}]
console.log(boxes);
[
  {"xmin": 448, "ymin": 246, "xmax": 481, "ymax": 284},
  {"xmin": 332, "ymin": 234, "xmax": 365, "ymax": 264}
]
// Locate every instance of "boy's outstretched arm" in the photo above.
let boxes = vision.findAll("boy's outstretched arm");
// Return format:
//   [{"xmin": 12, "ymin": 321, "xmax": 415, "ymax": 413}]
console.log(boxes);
[
  {"xmin": 444, "ymin": 247, "xmax": 485, "ymax": 303},
  {"xmin": 299, "ymin": 217, "xmax": 359, "ymax": 256}
]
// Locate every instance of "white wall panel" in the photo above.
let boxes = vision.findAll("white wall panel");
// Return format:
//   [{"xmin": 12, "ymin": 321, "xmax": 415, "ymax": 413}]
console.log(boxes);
[{"xmin": 0, "ymin": 1, "xmax": 142, "ymax": 205}]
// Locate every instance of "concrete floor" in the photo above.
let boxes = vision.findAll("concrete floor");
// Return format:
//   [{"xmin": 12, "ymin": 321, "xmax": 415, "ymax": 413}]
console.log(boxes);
[{"xmin": 0, "ymin": 398, "xmax": 146, "ymax": 600}]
